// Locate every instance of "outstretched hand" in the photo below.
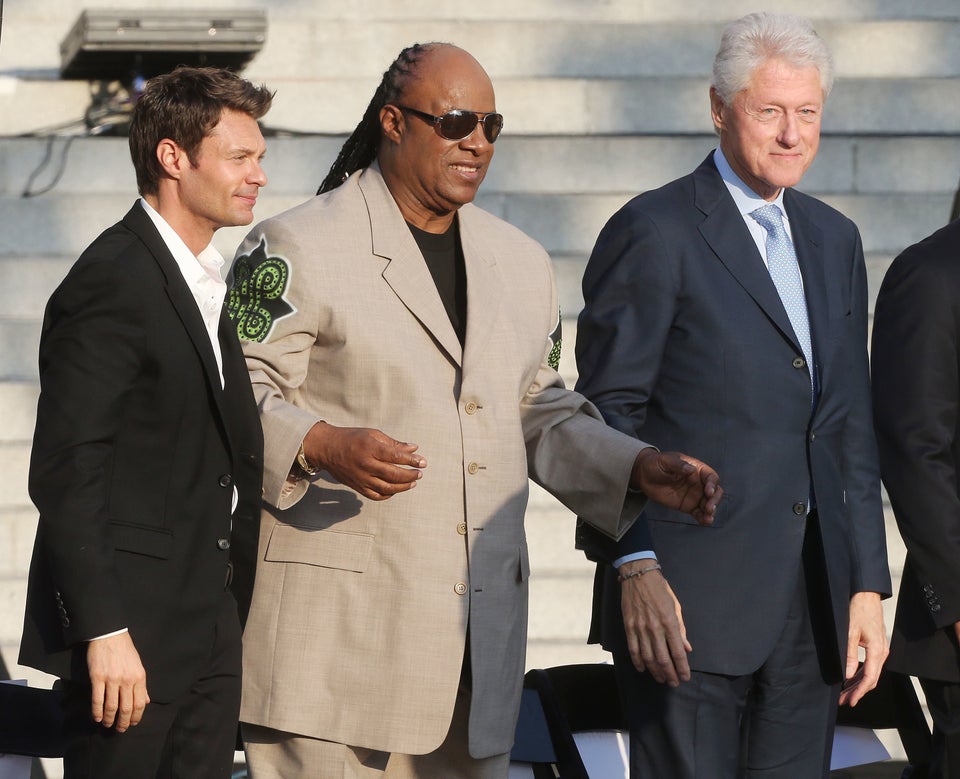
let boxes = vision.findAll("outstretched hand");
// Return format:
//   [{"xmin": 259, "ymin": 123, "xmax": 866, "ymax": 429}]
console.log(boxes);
[
  {"xmin": 629, "ymin": 448, "xmax": 722, "ymax": 524},
  {"xmin": 303, "ymin": 421, "xmax": 426, "ymax": 501}
]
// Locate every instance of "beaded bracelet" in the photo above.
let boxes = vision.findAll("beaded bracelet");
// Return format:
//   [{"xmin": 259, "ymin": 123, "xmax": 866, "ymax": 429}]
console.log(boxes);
[{"xmin": 617, "ymin": 562, "xmax": 662, "ymax": 582}]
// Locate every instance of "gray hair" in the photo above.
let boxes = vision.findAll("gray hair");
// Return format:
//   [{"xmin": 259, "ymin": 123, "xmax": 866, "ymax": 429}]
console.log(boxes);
[{"xmin": 711, "ymin": 12, "xmax": 834, "ymax": 106}]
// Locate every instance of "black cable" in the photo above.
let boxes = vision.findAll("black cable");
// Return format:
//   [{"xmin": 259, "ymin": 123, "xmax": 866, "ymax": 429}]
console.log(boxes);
[{"xmin": 21, "ymin": 135, "xmax": 80, "ymax": 198}]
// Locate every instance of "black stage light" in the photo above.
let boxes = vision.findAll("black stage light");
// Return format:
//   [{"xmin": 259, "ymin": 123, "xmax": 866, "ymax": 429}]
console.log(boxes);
[{"xmin": 60, "ymin": 9, "xmax": 267, "ymax": 81}]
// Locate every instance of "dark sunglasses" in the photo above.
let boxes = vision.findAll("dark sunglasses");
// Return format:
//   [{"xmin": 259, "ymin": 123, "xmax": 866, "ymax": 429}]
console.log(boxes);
[{"xmin": 396, "ymin": 105, "xmax": 504, "ymax": 143}]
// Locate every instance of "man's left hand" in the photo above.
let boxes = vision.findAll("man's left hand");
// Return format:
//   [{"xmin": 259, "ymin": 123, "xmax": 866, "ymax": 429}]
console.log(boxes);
[
  {"xmin": 839, "ymin": 591, "xmax": 888, "ymax": 707},
  {"xmin": 630, "ymin": 448, "xmax": 722, "ymax": 524}
]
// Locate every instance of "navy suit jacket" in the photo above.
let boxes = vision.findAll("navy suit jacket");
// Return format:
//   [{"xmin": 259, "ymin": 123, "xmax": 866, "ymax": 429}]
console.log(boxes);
[
  {"xmin": 19, "ymin": 204, "xmax": 263, "ymax": 702},
  {"xmin": 873, "ymin": 217, "xmax": 960, "ymax": 683},
  {"xmin": 575, "ymin": 154, "xmax": 890, "ymax": 677}
]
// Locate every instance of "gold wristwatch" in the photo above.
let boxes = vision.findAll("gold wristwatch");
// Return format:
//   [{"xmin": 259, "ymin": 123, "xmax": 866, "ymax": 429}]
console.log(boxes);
[{"xmin": 296, "ymin": 441, "xmax": 321, "ymax": 477}]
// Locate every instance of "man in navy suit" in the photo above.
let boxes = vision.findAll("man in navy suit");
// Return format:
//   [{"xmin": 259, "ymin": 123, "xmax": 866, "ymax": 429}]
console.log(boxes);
[
  {"xmin": 19, "ymin": 67, "xmax": 271, "ymax": 778},
  {"xmin": 575, "ymin": 12, "xmax": 890, "ymax": 777},
  {"xmin": 873, "ymin": 216, "xmax": 960, "ymax": 778}
]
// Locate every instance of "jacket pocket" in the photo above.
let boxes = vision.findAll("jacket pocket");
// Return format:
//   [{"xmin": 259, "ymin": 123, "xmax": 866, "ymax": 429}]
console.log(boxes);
[
  {"xmin": 265, "ymin": 524, "xmax": 374, "ymax": 573},
  {"xmin": 648, "ymin": 494, "xmax": 732, "ymax": 528},
  {"xmin": 109, "ymin": 521, "xmax": 173, "ymax": 560}
]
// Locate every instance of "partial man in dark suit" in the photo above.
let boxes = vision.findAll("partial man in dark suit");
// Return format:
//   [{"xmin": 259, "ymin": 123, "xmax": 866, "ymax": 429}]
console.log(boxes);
[
  {"xmin": 574, "ymin": 12, "xmax": 890, "ymax": 777},
  {"xmin": 18, "ymin": 66, "xmax": 271, "ymax": 779},
  {"xmin": 873, "ymin": 217, "xmax": 960, "ymax": 778}
]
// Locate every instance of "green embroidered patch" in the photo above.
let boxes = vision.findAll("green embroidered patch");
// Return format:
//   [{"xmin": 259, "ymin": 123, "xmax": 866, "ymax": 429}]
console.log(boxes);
[
  {"xmin": 547, "ymin": 310, "xmax": 562, "ymax": 371},
  {"xmin": 227, "ymin": 237, "xmax": 294, "ymax": 343}
]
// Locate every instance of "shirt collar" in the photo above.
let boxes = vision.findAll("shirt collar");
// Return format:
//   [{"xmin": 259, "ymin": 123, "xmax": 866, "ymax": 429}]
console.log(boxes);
[
  {"xmin": 713, "ymin": 147, "xmax": 788, "ymax": 222},
  {"xmin": 138, "ymin": 198, "xmax": 225, "ymax": 284}
]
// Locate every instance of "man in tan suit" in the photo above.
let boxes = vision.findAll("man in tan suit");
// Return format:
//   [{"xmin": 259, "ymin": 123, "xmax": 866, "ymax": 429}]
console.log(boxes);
[{"xmin": 227, "ymin": 43, "xmax": 722, "ymax": 778}]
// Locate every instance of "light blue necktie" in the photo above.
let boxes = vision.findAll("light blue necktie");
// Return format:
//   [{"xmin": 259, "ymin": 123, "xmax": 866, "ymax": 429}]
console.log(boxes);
[{"xmin": 750, "ymin": 203, "xmax": 815, "ymax": 394}]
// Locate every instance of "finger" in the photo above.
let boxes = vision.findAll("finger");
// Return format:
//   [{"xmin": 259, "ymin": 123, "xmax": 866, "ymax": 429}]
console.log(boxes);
[
  {"xmin": 674, "ymin": 598, "xmax": 694, "ymax": 655},
  {"xmin": 377, "ymin": 446, "xmax": 427, "ymax": 469},
  {"xmin": 839, "ymin": 672, "xmax": 865, "ymax": 707},
  {"xmin": 704, "ymin": 484, "xmax": 723, "ymax": 514},
  {"xmin": 650, "ymin": 635, "xmax": 683, "ymax": 687},
  {"xmin": 115, "ymin": 685, "xmax": 134, "ymax": 732},
  {"xmin": 100, "ymin": 682, "xmax": 120, "ymax": 728},
  {"xmin": 357, "ymin": 474, "xmax": 422, "ymax": 501},
  {"xmin": 371, "ymin": 463, "xmax": 423, "ymax": 485},
  {"xmin": 856, "ymin": 650, "xmax": 884, "ymax": 699},
  {"xmin": 130, "ymin": 683, "xmax": 149, "ymax": 727},
  {"xmin": 639, "ymin": 635, "xmax": 665, "ymax": 684},
  {"xmin": 694, "ymin": 486, "xmax": 723, "ymax": 526},
  {"xmin": 844, "ymin": 646, "xmax": 860, "ymax": 684},
  {"xmin": 90, "ymin": 681, "xmax": 106, "ymax": 724},
  {"xmin": 369, "ymin": 433, "xmax": 426, "ymax": 463},
  {"xmin": 624, "ymin": 623, "xmax": 647, "ymax": 675}
]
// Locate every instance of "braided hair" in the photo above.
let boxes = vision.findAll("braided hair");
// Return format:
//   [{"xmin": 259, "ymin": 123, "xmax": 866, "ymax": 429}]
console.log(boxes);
[{"xmin": 317, "ymin": 42, "xmax": 435, "ymax": 195}]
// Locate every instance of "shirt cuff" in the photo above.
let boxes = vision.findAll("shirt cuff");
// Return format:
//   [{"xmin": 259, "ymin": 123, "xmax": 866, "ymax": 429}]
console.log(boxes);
[
  {"xmin": 89, "ymin": 627, "xmax": 129, "ymax": 641},
  {"xmin": 613, "ymin": 551, "xmax": 657, "ymax": 569}
]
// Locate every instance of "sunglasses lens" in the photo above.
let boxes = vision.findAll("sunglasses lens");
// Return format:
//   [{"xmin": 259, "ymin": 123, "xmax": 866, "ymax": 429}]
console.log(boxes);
[
  {"xmin": 439, "ymin": 111, "xmax": 480, "ymax": 140},
  {"xmin": 437, "ymin": 111, "xmax": 503, "ymax": 143},
  {"xmin": 482, "ymin": 114, "xmax": 503, "ymax": 143}
]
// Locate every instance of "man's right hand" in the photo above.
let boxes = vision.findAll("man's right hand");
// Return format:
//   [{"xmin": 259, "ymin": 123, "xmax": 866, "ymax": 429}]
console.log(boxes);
[
  {"xmin": 619, "ymin": 561, "xmax": 692, "ymax": 686},
  {"xmin": 303, "ymin": 421, "xmax": 426, "ymax": 501},
  {"xmin": 86, "ymin": 631, "xmax": 149, "ymax": 732}
]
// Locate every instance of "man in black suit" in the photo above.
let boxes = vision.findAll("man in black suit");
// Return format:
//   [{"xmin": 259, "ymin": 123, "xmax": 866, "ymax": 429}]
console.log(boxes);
[
  {"xmin": 18, "ymin": 66, "xmax": 271, "ymax": 778},
  {"xmin": 873, "ymin": 217, "xmax": 960, "ymax": 778},
  {"xmin": 574, "ymin": 12, "xmax": 890, "ymax": 777}
]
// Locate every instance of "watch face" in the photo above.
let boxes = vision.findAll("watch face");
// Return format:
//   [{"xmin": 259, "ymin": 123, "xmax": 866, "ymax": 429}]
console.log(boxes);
[{"xmin": 297, "ymin": 446, "xmax": 319, "ymax": 475}]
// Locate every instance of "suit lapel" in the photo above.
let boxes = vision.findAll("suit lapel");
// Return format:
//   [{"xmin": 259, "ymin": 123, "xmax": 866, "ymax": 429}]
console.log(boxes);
[
  {"xmin": 783, "ymin": 190, "xmax": 829, "ymax": 369},
  {"xmin": 458, "ymin": 205, "xmax": 501, "ymax": 366},
  {"xmin": 694, "ymin": 158, "xmax": 804, "ymax": 357},
  {"xmin": 122, "ymin": 204, "xmax": 229, "ymax": 411},
  {"xmin": 361, "ymin": 167, "xmax": 464, "ymax": 366}
]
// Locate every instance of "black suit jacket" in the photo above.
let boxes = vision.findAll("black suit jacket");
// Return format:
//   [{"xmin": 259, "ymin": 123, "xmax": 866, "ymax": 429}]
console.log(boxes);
[
  {"xmin": 19, "ymin": 203, "xmax": 263, "ymax": 702},
  {"xmin": 575, "ymin": 154, "xmax": 890, "ymax": 677},
  {"xmin": 873, "ymin": 217, "xmax": 960, "ymax": 683}
]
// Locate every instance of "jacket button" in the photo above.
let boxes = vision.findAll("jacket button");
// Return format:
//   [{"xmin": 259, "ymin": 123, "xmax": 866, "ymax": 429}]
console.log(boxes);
[
  {"xmin": 217, "ymin": 538, "xmax": 231, "ymax": 550},
  {"xmin": 467, "ymin": 462, "xmax": 480, "ymax": 475},
  {"xmin": 219, "ymin": 474, "xmax": 232, "ymax": 488},
  {"xmin": 454, "ymin": 582, "xmax": 467, "ymax": 595},
  {"xmin": 457, "ymin": 522, "xmax": 468, "ymax": 535},
  {"xmin": 61, "ymin": 616, "xmax": 70, "ymax": 628},
  {"xmin": 792, "ymin": 502, "xmax": 806, "ymax": 516},
  {"xmin": 793, "ymin": 357, "xmax": 806, "ymax": 369},
  {"xmin": 465, "ymin": 401, "xmax": 478, "ymax": 415}
]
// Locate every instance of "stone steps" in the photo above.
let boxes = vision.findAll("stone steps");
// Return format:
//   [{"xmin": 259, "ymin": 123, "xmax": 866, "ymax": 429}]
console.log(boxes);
[
  {"xmin": 0, "ymin": 185, "xmax": 949, "ymax": 259},
  {"xmin": 5, "ymin": 133, "xmax": 958, "ymax": 194},
  {"xmin": 7, "ymin": 74, "xmax": 960, "ymax": 137}
]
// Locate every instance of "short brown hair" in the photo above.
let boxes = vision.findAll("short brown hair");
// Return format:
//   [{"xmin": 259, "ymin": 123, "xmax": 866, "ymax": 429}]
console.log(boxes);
[{"xmin": 129, "ymin": 66, "xmax": 274, "ymax": 195}]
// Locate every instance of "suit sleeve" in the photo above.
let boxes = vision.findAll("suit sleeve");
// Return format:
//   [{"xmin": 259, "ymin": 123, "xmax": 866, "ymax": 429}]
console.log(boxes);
[
  {"xmin": 520, "ymin": 245, "xmax": 649, "ymax": 542},
  {"xmin": 29, "ymin": 260, "xmax": 144, "ymax": 645},
  {"xmin": 841, "ymin": 227, "xmax": 891, "ymax": 597},
  {"xmin": 573, "ymin": 205, "xmax": 679, "ymax": 562},
  {"xmin": 872, "ymin": 248, "xmax": 959, "ymax": 623},
  {"xmin": 228, "ymin": 220, "xmax": 321, "ymax": 509}
]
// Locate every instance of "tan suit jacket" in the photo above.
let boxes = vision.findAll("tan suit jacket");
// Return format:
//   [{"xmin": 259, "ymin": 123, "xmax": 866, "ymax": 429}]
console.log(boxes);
[{"xmin": 229, "ymin": 165, "xmax": 647, "ymax": 758}]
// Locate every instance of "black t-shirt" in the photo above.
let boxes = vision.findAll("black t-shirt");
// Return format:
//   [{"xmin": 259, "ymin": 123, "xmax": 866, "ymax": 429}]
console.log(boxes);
[{"xmin": 407, "ymin": 219, "xmax": 467, "ymax": 346}]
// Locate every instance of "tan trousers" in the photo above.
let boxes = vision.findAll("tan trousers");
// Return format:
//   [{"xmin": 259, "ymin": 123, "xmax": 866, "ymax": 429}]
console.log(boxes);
[{"xmin": 243, "ymin": 683, "xmax": 511, "ymax": 779}]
